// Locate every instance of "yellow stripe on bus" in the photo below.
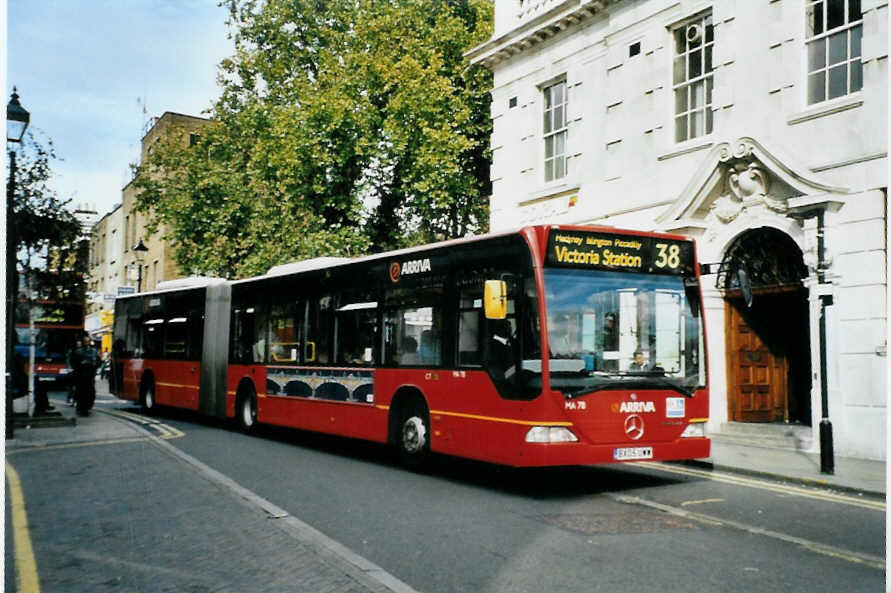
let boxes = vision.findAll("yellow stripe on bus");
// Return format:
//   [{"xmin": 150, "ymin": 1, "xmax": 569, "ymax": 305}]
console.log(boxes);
[
  {"xmin": 156, "ymin": 382, "xmax": 200, "ymax": 389},
  {"xmin": 431, "ymin": 410, "xmax": 572, "ymax": 427}
]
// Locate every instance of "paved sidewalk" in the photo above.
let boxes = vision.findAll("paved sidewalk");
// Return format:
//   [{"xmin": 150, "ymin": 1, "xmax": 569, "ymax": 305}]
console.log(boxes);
[
  {"xmin": 691, "ymin": 438, "xmax": 886, "ymax": 497},
  {"xmin": 6, "ymin": 397, "xmax": 416, "ymax": 593}
]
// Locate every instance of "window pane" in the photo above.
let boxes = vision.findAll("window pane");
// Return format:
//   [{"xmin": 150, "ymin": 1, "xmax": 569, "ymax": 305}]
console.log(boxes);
[
  {"xmin": 689, "ymin": 49, "xmax": 702, "ymax": 78},
  {"xmin": 673, "ymin": 57, "xmax": 686, "ymax": 84},
  {"xmin": 706, "ymin": 108, "xmax": 713, "ymax": 134},
  {"xmin": 544, "ymin": 159, "xmax": 554, "ymax": 182},
  {"xmin": 543, "ymin": 110, "xmax": 552, "ymax": 134},
  {"xmin": 554, "ymin": 105, "xmax": 564, "ymax": 129},
  {"xmin": 674, "ymin": 28, "xmax": 686, "ymax": 54},
  {"xmin": 808, "ymin": 71, "xmax": 826, "ymax": 104},
  {"xmin": 553, "ymin": 83, "xmax": 564, "ymax": 105},
  {"xmin": 808, "ymin": 38, "xmax": 826, "ymax": 71},
  {"xmin": 555, "ymin": 131, "xmax": 565, "ymax": 157},
  {"xmin": 675, "ymin": 115, "xmax": 688, "ymax": 142},
  {"xmin": 706, "ymin": 77, "xmax": 713, "ymax": 104},
  {"xmin": 675, "ymin": 87, "xmax": 688, "ymax": 114},
  {"xmin": 828, "ymin": 63, "xmax": 847, "ymax": 99},
  {"xmin": 544, "ymin": 135, "xmax": 554, "ymax": 159},
  {"xmin": 849, "ymin": 59, "xmax": 862, "ymax": 92},
  {"xmin": 690, "ymin": 110, "xmax": 704, "ymax": 138},
  {"xmin": 705, "ymin": 46, "xmax": 713, "ymax": 73},
  {"xmin": 705, "ymin": 16, "xmax": 714, "ymax": 43},
  {"xmin": 828, "ymin": 31, "xmax": 847, "ymax": 65},
  {"xmin": 691, "ymin": 80, "xmax": 704, "ymax": 109},
  {"xmin": 806, "ymin": 3, "xmax": 824, "ymax": 36},
  {"xmin": 850, "ymin": 0, "xmax": 862, "ymax": 21},
  {"xmin": 851, "ymin": 24, "xmax": 862, "ymax": 58},
  {"xmin": 554, "ymin": 155, "xmax": 565, "ymax": 179},
  {"xmin": 827, "ymin": 0, "xmax": 845, "ymax": 30},
  {"xmin": 543, "ymin": 86, "xmax": 552, "ymax": 109}
]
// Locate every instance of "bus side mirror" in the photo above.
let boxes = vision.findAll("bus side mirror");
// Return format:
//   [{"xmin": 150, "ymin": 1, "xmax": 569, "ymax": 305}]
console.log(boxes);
[{"xmin": 484, "ymin": 280, "xmax": 507, "ymax": 320}]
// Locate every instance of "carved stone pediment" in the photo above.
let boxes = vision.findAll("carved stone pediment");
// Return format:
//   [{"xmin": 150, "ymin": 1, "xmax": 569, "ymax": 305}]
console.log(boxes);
[{"xmin": 657, "ymin": 137, "xmax": 849, "ymax": 230}]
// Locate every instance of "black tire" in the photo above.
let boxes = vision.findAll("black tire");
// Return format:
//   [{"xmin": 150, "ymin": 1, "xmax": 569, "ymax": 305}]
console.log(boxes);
[
  {"xmin": 236, "ymin": 386, "xmax": 258, "ymax": 433},
  {"xmin": 395, "ymin": 402, "xmax": 430, "ymax": 469},
  {"xmin": 141, "ymin": 378, "xmax": 156, "ymax": 415}
]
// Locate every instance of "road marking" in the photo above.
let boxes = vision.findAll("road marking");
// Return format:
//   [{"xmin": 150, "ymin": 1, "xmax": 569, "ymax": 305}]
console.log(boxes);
[
  {"xmin": 609, "ymin": 493, "xmax": 885, "ymax": 571},
  {"xmin": 637, "ymin": 461, "xmax": 885, "ymax": 511},
  {"xmin": 6, "ymin": 437, "xmax": 153, "ymax": 455},
  {"xmin": 6, "ymin": 462, "xmax": 41, "ymax": 593},
  {"xmin": 102, "ymin": 408, "xmax": 184, "ymax": 439},
  {"xmin": 680, "ymin": 498, "xmax": 724, "ymax": 506}
]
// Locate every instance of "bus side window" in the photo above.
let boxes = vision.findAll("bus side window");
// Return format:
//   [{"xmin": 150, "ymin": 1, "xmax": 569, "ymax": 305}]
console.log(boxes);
[{"xmin": 306, "ymin": 295, "xmax": 333, "ymax": 364}]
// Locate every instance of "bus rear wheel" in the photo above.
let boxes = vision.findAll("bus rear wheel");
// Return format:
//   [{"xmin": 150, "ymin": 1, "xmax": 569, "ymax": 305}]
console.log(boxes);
[
  {"xmin": 236, "ymin": 389, "xmax": 257, "ymax": 433},
  {"xmin": 396, "ymin": 404, "xmax": 430, "ymax": 469},
  {"xmin": 141, "ymin": 380, "xmax": 156, "ymax": 415}
]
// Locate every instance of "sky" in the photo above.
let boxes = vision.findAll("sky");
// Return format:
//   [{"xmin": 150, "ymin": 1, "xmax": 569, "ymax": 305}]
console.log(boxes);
[{"xmin": 7, "ymin": 0, "xmax": 234, "ymax": 218}]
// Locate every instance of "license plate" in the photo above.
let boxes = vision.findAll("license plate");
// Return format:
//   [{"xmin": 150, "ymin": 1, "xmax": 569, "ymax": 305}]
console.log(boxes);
[{"xmin": 614, "ymin": 446, "xmax": 653, "ymax": 461}]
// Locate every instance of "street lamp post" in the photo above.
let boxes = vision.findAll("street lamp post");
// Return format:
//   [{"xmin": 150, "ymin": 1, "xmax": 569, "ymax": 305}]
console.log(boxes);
[
  {"xmin": 133, "ymin": 239, "xmax": 148, "ymax": 292},
  {"xmin": 7, "ymin": 88, "xmax": 30, "ymax": 437}
]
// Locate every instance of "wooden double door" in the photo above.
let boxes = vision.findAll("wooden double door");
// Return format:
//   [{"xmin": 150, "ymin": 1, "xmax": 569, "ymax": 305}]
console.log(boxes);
[{"xmin": 725, "ymin": 292, "xmax": 811, "ymax": 424}]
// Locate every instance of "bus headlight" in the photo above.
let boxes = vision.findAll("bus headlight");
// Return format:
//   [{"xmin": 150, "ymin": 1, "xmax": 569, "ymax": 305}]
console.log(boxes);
[
  {"xmin": 525, "ymin": 426, "xmax": 579, "ymax": 443},
  {"xmin": 680, "ymin": 423, "xmax": 706, "ymax": 438}
]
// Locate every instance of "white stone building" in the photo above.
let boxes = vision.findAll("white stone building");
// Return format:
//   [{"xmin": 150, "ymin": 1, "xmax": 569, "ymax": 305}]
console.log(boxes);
[{"xmin": 468, "ymin": 0, "xmax": 887, "ymax": 460}]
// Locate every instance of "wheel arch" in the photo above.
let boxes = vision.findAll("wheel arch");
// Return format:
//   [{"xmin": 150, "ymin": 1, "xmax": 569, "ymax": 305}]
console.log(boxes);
[{"xmin": 387, "ymin": 385, "xmax": 429, "ymax": 446}]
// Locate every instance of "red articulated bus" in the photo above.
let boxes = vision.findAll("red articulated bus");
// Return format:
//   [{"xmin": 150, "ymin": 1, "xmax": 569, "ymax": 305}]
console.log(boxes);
[{"xmin": 111, "ymin": 225, "xmax": 709, "ymax": 467}]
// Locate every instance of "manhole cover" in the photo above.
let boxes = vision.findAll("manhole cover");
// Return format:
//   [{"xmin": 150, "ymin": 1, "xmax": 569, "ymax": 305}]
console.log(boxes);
[{"xmin": 537, "ymin": 510, "xmax": 697, "ymax": 535}]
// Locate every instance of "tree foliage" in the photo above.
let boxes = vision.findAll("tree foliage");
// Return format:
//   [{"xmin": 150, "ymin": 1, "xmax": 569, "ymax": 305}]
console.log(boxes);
[
  {"xmin": 9, "ymin": 133, "xmax": 84, "ymax": 302},
  {"xmin": 136, "ymin": 0, "xmax": 493, "ymax": 279}
]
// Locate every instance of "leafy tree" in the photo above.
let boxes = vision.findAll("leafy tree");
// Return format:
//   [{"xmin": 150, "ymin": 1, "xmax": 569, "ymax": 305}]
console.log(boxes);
[
  {"xmin": 136, "ymin": 0, "xmax": 493, "ymax": 279},
  {"xmin": 9, "ymin": 132, "xmax": 83, "ymax": 302}
]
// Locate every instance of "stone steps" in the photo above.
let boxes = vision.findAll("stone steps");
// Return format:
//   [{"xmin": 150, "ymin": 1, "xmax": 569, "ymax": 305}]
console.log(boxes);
[{"xmin": 711, "ymin": 422, "xmax": 813, "ymax": 451}]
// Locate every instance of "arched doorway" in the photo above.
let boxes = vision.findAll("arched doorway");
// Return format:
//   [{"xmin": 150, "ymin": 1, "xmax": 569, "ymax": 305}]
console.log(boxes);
[{"xmin": 718, "ymin": 228, "xmax": 812, "ymax": 424}]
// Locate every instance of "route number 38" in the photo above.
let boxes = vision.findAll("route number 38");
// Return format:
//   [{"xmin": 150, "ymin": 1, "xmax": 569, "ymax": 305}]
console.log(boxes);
[{"xmin": 654, "ymin": 243, "xmax": 681, "ymax": 269}]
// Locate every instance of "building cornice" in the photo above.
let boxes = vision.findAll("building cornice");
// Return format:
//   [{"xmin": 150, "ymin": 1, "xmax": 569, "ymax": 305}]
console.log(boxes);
[{"xmin": 466, "ymin": 1, "xmax": 613, "ymax": 69}]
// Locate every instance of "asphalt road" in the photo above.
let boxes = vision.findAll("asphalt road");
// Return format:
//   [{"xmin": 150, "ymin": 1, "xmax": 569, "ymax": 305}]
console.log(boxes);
[{"xmin": 146, "ymin": 407, "xmax": 885, "ymax": 593}]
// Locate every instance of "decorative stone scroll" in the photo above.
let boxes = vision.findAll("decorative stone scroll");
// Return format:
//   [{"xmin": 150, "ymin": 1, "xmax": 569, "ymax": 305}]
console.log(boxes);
[{"xmin": 710, "ymin": 139, "xmax": 787, "ymax": 223}]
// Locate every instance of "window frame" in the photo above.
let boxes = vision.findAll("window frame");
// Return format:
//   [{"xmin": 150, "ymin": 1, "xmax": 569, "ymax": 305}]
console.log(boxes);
[
  {"xmin": 671, "ymin": 11, "xmax": 715, "ymax": 144},
  {"xmin": 805, "ymin": 0, "xmax": 863, "ymax": 106},
  {"xmin": 541, "ymin": 79, "xmax": 568, "ymax": 183}
]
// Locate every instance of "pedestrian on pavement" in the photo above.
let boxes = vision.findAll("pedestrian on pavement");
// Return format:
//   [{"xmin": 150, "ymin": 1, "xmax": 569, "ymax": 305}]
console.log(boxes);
[{"xmin": 69, "ymin": 334, "xmax": 101, "ymax": 416}]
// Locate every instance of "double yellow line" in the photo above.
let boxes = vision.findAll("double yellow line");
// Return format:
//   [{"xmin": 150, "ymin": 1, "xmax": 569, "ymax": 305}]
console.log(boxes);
[
  {"xmin": 103, "ymin": 408, "xmax": 184, "ymax": 440},
  {"xmin": 6, "ymin": 463, "xmax": 40, "ymax": 593},
  {"xmin": 639, "ymin": 461, "xmax": 886, "ymax": 511}
]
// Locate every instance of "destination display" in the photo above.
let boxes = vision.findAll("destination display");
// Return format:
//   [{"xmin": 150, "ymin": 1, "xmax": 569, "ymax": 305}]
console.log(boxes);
[{"xmin": 545, "ymin": 229, "xmax": 695, "ymax": 275}]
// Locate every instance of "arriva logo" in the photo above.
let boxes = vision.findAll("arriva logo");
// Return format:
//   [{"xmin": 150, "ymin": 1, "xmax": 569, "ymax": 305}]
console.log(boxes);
[
  {"xmin": 388, "ymin": 258, "xmax": 432, "ymax": 283},
  {"xmin": 619, "ymin": 401, "xmax": 656, "ymax": 414}
]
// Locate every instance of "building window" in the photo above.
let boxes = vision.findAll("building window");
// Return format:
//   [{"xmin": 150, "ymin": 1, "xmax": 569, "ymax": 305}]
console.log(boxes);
[
  {"xmin": 806, "ymin": 0, "xmax": 862, "ymax": 105},
  {"xmin": 542, "ymin": 80, "xmax": 567, "ymax": 182},
  {"xmin": 673, "ymin": 13, "xmax": 714, "ymax": 143}
]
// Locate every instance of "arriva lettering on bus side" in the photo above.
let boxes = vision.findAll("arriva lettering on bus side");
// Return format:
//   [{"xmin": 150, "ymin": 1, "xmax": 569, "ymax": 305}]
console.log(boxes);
[{"xmin": 400, "ymin": 258, "xmax": 431, "ymax": 275}]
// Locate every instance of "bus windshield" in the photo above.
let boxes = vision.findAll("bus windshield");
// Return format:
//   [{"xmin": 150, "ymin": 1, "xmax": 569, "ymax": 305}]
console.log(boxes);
[{"xmin": 543, "ymin": 268, "xmax": 704, "ymax": 397}]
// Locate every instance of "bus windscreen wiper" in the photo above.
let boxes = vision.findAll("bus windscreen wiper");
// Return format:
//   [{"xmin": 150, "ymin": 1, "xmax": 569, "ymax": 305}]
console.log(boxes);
[{"xmin": 559, "ymin": 371, "xmax": 696, "ymax": 398}]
